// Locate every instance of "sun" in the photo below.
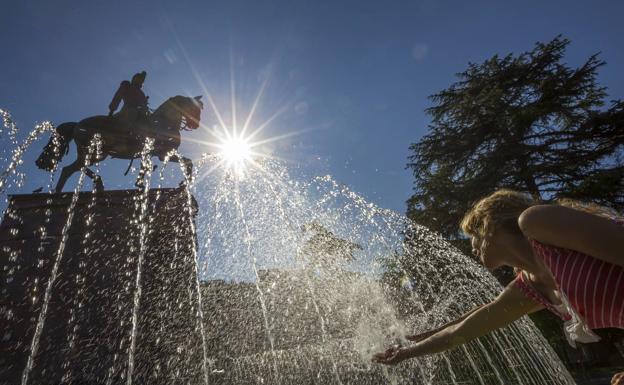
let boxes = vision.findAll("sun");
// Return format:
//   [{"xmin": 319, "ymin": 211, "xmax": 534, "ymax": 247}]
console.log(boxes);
[
  {"xmin": 183, "ymin": 58, "xmax": 311, "ymax": 181},
  {"xmin": 219, "ymin": 134, "xmax": 252, "ymax": 170}
]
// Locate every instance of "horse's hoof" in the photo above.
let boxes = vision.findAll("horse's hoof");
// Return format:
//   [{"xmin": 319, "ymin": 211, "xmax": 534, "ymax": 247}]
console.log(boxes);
[{"xmin": 94, "ymin": 177, "xmax": 104, "ymax": 193}]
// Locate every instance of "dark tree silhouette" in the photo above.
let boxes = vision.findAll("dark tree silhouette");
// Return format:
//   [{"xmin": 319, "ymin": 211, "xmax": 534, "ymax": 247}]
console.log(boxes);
[{"xmin": 407, "ymin": 36, "xmax": 624, "ymax": 240}]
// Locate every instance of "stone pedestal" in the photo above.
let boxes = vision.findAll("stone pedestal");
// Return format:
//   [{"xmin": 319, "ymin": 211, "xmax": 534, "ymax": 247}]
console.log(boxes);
[{"xmin": 0, "ymin": 188, "xmax": 203, "ymax": 385}]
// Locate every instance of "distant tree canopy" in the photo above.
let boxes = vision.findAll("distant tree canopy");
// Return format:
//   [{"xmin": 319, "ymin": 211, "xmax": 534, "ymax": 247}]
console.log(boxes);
[
  {"xmin": 407, "ymin": 36, "xmax": 624, "ymax": 240},
  {"xmin": 299, "ymin": 222, "xmax": 362, "ymax": 268}
]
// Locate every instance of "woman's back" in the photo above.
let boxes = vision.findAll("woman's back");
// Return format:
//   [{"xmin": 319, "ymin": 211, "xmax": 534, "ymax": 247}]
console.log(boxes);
[
  {"xmin": 516, "ymin": 235, "xmax": 624, "ymax": 330},
  {"xmin": 535, "ymin": 238, "xmax": 623, "ymax": 329}
]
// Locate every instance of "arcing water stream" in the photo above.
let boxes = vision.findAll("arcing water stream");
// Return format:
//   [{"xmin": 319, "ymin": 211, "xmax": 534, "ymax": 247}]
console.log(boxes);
[{"xmin": 0, "ymin": 110, "xmax": 575, "ymax": 384}]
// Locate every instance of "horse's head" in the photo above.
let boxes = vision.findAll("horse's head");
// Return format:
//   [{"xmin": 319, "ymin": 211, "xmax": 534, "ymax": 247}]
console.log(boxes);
[
  {"xmin": 178, "ymin": 95, "xmax": 203, "ymax": 130},
  {"xmin": 159, "ymin": 95, "xmax": 203, "ymax": 131}
]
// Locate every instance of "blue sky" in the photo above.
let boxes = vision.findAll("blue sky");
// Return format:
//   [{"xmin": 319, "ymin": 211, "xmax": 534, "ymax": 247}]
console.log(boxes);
[{"xmin": 1, "ymin": 0, "xmax": 623, "ymax": 213}]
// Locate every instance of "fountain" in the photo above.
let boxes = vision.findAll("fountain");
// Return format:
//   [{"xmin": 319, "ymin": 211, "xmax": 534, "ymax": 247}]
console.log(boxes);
[{"xmin": 0, "ymin": 110, "xmax": 576, "ymax": 384}]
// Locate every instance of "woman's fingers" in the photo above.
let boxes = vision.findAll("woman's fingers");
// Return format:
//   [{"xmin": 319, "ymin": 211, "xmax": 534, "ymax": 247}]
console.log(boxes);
[
  {"xmin": 612, "ymin": 372, "xmax": 624, "ymax": 385},
  {"xmin": 372, "ymin": 346, "xmax": 402, "ymax": 365},
  {"xmin": 372, "ymin": 347, "xmax": 395, "ymax": 360}
]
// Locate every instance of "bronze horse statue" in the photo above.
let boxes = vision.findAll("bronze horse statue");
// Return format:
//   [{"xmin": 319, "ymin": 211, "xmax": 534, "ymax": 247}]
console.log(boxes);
[{"xmin": 35, "ymin": 95, "xmax": 203, "ymax": 192}]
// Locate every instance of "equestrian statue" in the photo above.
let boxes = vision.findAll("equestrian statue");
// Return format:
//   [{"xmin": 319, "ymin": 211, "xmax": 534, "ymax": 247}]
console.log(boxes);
[{"xmin": 35, "ymin": 71, "xmax": 204, "ymax": 192}]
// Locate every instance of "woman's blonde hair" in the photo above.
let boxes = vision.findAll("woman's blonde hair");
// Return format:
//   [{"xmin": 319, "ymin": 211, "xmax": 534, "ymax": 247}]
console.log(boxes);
[
  {"xmin": 460, "ymin": 189, "xmax": 619, "ymax": 240},
  {"xmin": 460, "ymin": 189, "xmax": 533, "ymax": 239}
]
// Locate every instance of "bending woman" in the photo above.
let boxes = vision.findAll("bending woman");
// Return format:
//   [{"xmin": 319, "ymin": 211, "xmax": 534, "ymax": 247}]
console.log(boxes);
[{"xmin": 373, "ymin": 189, "xmax": 624, "ymax": 385}]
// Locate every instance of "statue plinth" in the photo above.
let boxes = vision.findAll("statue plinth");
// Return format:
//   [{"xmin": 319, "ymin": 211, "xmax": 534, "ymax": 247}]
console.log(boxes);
[{"xmin": 0, "ymin": 188, "xmax": 203, "ymax": 385}]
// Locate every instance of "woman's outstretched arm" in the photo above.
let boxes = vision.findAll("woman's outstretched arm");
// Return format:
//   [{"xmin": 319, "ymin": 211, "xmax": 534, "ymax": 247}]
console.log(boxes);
[
  {"xmin": 405, "ymin": 304, "xmax": 485, "ymax": 342},
  {"xmin": 374, "ymin": 283, "xmax": 543, "ymax": 365}
]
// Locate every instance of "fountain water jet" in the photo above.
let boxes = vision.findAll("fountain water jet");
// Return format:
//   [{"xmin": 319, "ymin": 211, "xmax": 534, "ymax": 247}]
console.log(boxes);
[
  {"xmin": 61, "ymin": 133, "xmax": 103, "ymax": 383},
  {"xmin": 173, "ymin": 148, "xmax": 211, "ymax": 385},
  {"xmin": 20, "ymin": 135, "xmax": 99, "ymax": 385},
  {"xmin": 126, "ymin": 138, "xmax": 155, "ymax": 385},
  {"xmin": 261, "ymin": 174, "xmax": 345, "ymax": 385},
  {"xmin": 192, "ymin": 158, "xmax": 575, "ymax": 385},
  {"xmin": 0, "ymin": 116, "xmax": 53, "ymax": 194}
]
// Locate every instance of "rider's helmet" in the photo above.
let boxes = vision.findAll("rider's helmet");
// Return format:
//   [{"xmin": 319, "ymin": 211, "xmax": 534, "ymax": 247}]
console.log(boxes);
[{"xmin": 131, "ymin": 71, "xmax": 147, "ymax": 86}]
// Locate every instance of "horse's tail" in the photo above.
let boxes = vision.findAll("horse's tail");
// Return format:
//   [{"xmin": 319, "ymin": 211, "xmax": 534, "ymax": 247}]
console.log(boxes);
[{"xmin": 35, "ymin": 122, "xmax": 75, "ymax": 171}]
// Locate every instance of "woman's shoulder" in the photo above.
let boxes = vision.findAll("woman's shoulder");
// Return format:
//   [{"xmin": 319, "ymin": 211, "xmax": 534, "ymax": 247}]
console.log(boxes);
[
  {"xmin": 520, "ymin": 204, "xmax": 621, "ymax": 239},
  {"xmin": 519, "ymin": 204, "xmax": 624, "ymax": 267},
  {"xmin": 518, "ymin": 204, "xmax": 574, "ymax": 231},
  {"xmin": 519, "ymin": 204, "xmax": 623, "ymax": 232}
]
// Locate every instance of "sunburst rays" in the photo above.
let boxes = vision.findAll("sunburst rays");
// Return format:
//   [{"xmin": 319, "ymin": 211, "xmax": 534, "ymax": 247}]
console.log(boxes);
[
  {"xmin": 182, "ymin": 65, "xmax": 307, "ymax": 180},
  {"xmin": 168, "ymin": 29, "xmax": 314, "ymax": 181}
]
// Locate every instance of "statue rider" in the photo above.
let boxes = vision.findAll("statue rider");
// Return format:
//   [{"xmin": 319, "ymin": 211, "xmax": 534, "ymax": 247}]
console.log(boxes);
[{"xmin": 108, "ymin": 71, "xmax": 149, "ymax": 134}]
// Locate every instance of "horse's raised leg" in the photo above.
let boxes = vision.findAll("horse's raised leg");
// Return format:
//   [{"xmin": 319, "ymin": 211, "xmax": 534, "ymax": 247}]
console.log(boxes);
[
  {"xmin": 56, "ymin": 161, "xmax": 103, "ymax": 193},
  {"xmin": 56, "ymin": 151, "xmax": 103, "ymax": 193},
  {"xmin": 83, "ymin": 167, "xmax": 104, "ymax": 192}
]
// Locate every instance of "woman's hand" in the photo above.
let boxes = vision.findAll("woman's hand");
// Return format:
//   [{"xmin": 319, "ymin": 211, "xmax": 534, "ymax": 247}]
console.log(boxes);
[
  {"xmin": 613, "ymin": 371, "xmax": 624, "ymax": 385},
  {"xmin": 372, "ymin": 345, "xmax": 408, "ymax": 366}
]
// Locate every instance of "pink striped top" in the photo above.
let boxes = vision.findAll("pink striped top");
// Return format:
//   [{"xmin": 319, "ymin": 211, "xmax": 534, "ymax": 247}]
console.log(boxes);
[{"xmin": 514, "ymin": 228, "xmax": 624, "ymax": 330}]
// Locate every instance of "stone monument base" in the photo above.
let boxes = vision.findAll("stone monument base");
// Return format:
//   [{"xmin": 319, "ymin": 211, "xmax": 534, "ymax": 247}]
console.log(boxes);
[{"xmin": 0, "ymin": 188, "xmax": 203, "ymax": 385}]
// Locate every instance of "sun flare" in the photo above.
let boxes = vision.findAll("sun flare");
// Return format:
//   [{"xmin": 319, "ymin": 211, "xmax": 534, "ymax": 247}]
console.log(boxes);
[
  {"xmin": 219, "ymin": 135, "xmax": 252, "ymax": 170},
  {"xmin": 183, "ymin": 60, "xmax": 311, "ymax": 182}
]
